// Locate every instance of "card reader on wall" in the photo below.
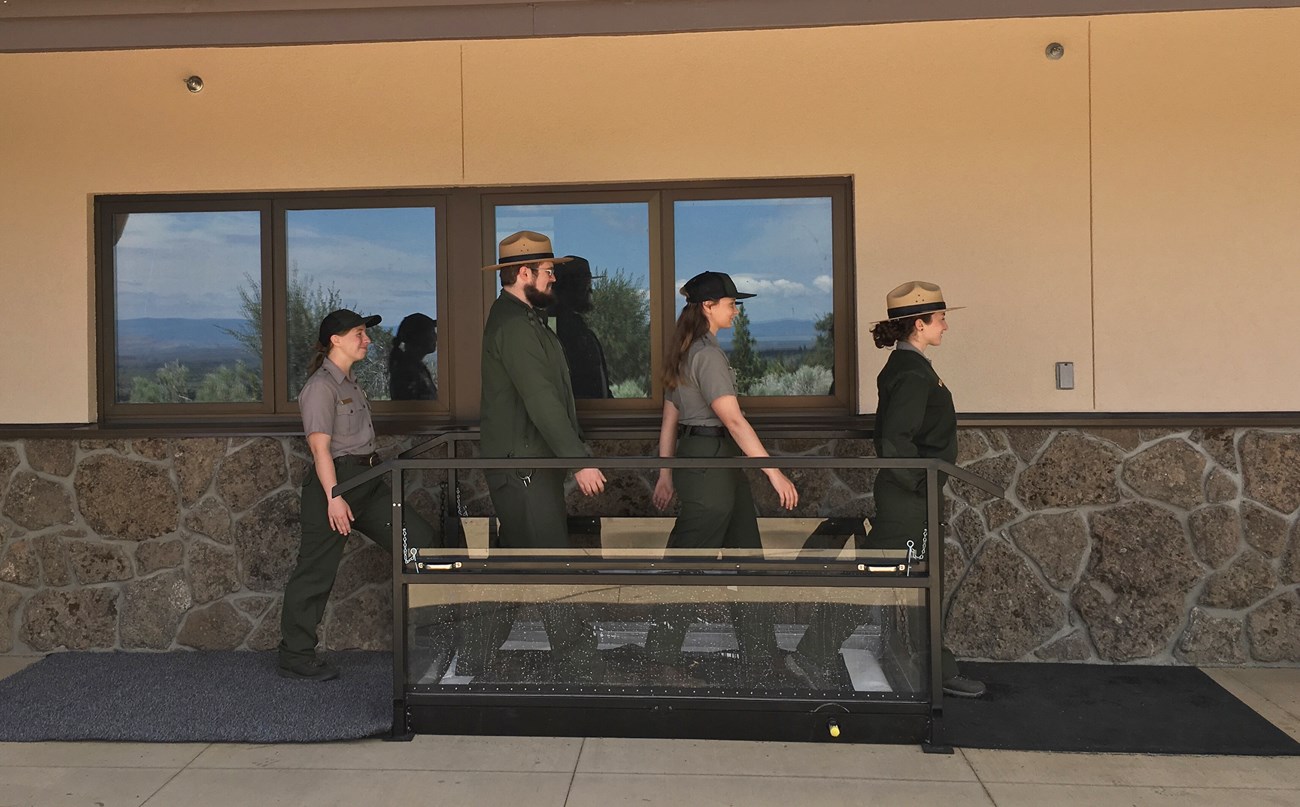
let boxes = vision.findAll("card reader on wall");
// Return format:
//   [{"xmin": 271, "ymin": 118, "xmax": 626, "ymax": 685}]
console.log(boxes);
[{"xmin": 1056, "ymin": 362, "xmax": 1074, "ymax": 390}]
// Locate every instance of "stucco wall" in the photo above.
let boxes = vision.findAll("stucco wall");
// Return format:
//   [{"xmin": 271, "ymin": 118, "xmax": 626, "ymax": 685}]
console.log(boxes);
[{"xmin": 2, "ymin": 8, "xmax": 1299, "ymax": 422}]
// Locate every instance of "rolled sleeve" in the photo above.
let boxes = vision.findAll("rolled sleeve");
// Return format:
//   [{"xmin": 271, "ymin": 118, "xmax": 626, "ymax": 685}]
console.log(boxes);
[
  {"xmin": 690, "ymin": 347, "xmax": 737, "ymax": 404},
  {"xmin": 299, "ymin": 379, "xmax": 336, "ymax": 437}
]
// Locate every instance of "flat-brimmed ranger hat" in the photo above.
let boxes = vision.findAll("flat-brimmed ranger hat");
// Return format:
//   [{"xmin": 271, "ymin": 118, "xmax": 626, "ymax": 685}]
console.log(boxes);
[
  {"xmin": 680, "ymin": 271, "xmax": 756, "ymax": 304},
  {"xmin": 318, "ymin": 308, "xmax": 381, "ymax": 347},
  {"xmin": 872, "ymin": 281, "xmax": 964, "ymax": 324},
  {"xmin": 482, "ymin": 231, "xmax": 575, "ymax": 271}
]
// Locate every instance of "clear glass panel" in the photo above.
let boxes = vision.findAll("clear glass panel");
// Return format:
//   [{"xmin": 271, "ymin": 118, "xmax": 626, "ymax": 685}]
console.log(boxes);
[
  {"xmin": 407, "ymin": 583, "xmax": 928, "ymax": 696},
  {"xmin": 285, "ymin": 207, "xmax": 438, "ymax": 402},
  {"xmin": 494, "ymin": 203, "xmax": 652, "ymax": 399},
  {"xmin": 674, "ymin": 197, "xmax": 835, "ymax": 396},
  {"xmin": 113, "ymin": 211, "xmax": 263, "ymax": 405}
]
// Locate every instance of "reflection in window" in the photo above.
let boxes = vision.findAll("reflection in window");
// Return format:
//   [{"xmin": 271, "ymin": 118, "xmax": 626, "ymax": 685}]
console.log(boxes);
[
  {"xmin": 495, "ymin": 203, "xmax": 651, "ymax": 399},
  {"xmin": 675, "ymin": 198, "xmax": 835, "ymax": 396},
  {"xmin": 285, "ymin": 207, "xmax": 438, "ymax": 402},
  {"xmin": 113, "ymin": 211, "xmax": 263, "ymax": 404}
]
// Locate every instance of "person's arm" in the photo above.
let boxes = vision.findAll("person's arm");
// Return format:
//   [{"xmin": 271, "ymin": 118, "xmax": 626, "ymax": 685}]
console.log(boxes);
[
  {"xmin": 652, "ymin": 399, "xmax": 680, "ymax": 510},
  {"xmin": 307, "ymin": 431, "xmax": 353, "ymax": 536},
  {"xmin": 710, "ymin": 395, "xmax": 798, "ymax": 510},
  {"xmin": 876, "ymin": 370, "xmax": 931, "ymax": 492}
]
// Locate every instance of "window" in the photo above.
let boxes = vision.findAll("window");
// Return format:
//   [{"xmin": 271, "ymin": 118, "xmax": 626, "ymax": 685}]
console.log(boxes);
[{"xmin": 96, "ymin": 180, "xmax": 849, "ymax": 425}]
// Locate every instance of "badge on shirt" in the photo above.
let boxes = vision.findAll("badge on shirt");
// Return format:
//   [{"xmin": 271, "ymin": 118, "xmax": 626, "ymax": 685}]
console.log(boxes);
[{"xmin": 340, "ymin": 397, "xmax": 353, "ymax": 404}]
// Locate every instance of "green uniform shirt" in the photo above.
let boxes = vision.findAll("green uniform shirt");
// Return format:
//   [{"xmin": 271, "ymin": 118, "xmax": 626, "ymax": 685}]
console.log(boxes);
[
  {"xmin": 874, "ymin": 344, "xmax": 957, "ymax": 492},
  {"xmin": 480, "ymin": 291, "xmax": 590, "ymax": 459}
]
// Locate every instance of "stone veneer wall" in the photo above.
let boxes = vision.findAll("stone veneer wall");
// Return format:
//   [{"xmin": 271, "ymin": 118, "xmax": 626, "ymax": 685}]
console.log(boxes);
[{"xmin": 1, "ymin": 428, "xmax": 1299, "ymax": 665}]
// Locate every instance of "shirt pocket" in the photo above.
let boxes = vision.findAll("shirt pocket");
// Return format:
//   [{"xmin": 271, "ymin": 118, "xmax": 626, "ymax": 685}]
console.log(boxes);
[{"xmin": 335, "ymin": 399, "xmax": 361, "ymax": 435}]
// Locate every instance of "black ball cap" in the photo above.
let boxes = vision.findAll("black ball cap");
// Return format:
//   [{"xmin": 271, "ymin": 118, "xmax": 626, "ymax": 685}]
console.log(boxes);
[
  {"xmin": 681, "ymin": 271, "xmax": 756, "ymax": 304},
  {"xmin": 318, "ymin": 308, "xmax": 381, "ymax": 346}
]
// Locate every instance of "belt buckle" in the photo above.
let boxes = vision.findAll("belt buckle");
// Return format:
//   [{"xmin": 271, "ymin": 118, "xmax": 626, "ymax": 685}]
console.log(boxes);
[{"xmin": 367, "ymin": 453, "xmax": 380, "ymax": 467}]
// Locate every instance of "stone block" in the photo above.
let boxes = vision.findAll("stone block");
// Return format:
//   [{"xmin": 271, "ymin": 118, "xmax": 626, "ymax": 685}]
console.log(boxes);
[
  {"xmin": 1081, "ymin": 427, "xmax": 1144, "ymax": 453},
  {"xmin": 1188, "ymin": 505, "xmax": 1241, "ymax": 569},
  {"xmin": 1034, "ymin": 630, "xmax": 1093, "ymax": 661},
  {"xmin": 946, "ymin": 539, "xmax": 1067, "ymax": 660},
  {"xmin": 217, "ymin": 438, "xmax": 288, "ymax": 512},
  {"xmin": 135, "ymin": 539, "xmax": 184, "ymax": 574},
  {"xmin": 183, "ymin": 497, "xmax": 233, "ymax": 544},
  {"xmin": 1247, "ymin": 592, "xmax": 1300, "ymax": 663},
  {"xmin": 0, "ymin": 444, "xmax": 18, "ymax": 492},
  {"xmin": 1015, "ymin": 434, "xmax": 1122, "ymax": 510},
  {"xmin": 234, "ymin": 490, "xmax": 300, "ymax": 593},
  {"xmin": 233, "ymin": 595, "xmax": 274, "ymax": 617},
  {"xmin": 34, "ymin": 534, "xmax": 71, "ymax": 586},
  {"xmin": 333, "ymin": 544, "xmax": 390, "ymax": 599},
  {"xmin": 120, "ymin": 570, "xmax": 192, "ymax": 649},
  {"xmin": 566, "ymin": 469, "xmax": 655, "ymax": 518},
  {"xmin": 950, "ymin": 506, "xmax": 988, "ymax": 556},
  {"xmin": 0, "ymin": 584, "xmax": 24, "ymax": 653},
  {"xmin": 1205, "ymin": 468, "xmax": 1238, "ymax": 503},
  {"xmin": 131, "ymin": 438, "xmax": 172, "ymax": 461},
  {"xmin": 21, "ymin": 588, "xmax": 118, "ymax": 651},
  {"xmin": 187, "ymin": 541, "xmax": 241, "ymax": 604},
  {"xmin": 1177, "ymin": 607, "xmax": 1247, "ymax": 664},
  {"xmin": 951, "ymin": 455, "xmax": 1017, "ymax": 506},
  {"xmin": 173, "ymin": 438, "xmax": 226, "ymax": 506},
  {"xmin": 322, "ymin": 587, "xmax": 392, "ymax": 652},
  {"xmin": 956, "ymin": 430, "xmax": 991, "ymax": 465},
  {"xmin": 245, "ymin": 599, "xmax": 283, "ymax": 651},
  {"xmin": 68, "ymin": 540, "xmax": 133, "ymax": 584},
  {"xmin": 983, "ymin": 498, "xmax": 1021, "ymax": 531},
  {"xmin": 1199, "ymin": 550, "xmax": 1279, "ymax": 610},
  {"xmin": 78, "ymin": 440, "xmax": 127, "ymax": 453},
  {"xmin": 1008, "ymin": 511, "xmax": 1088, "ymax": 590},
  {"xmin": 75, "ymin": 455, "xmax": 178, "ymax": 541},
  {"xmin": 23, "ymin": 439, "xmax": 76, "ymax": 477},
  {"xmin": 2, "ymin": 471, "xmax": 74, "ymax": 530},
  {"xmin": 1192, "ymin": 427, "xmax": 1239, "ymax": 472},
  {"xmin": 1282, "ymin": 524, "xmax": 1300, "ymax": 585},
  {"xmin": 1241, "ymin": 500, "xmax": 1288, "ymax": 558},
  {"xmin": 942, "ymin": 540, "xmax": 967, "ymax": 614},
  {"xmin": 1240, "ymin": 431, "xmax": 1300, "ymax": 515},
  {"xmin": 1073, "ymin": 502, "xmax": 1200, "ymax": 661},
  {"xmin": 177, "ymin": 601, "xmax": 252, "ymax": 650},
  {"xmin": 0, "ymin": 539, "xmax": 41, "ymax": 587},
  {"xmin": 1003, "ymin": 428, "xmax": 1052, "ymax": 463},
  {"xmin": 1122, "ymin": 439, "xmax": 1207, "ymax": 511}
]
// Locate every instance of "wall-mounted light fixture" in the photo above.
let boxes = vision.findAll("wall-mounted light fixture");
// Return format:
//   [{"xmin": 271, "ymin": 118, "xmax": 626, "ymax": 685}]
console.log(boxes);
[
  {"xmin": 184, "ymin": 75, "xmax": 204, "ymax": 93},
  {"xmin": 1045, "ymin": 42, "xmax": 1065, "ymax": 60}
]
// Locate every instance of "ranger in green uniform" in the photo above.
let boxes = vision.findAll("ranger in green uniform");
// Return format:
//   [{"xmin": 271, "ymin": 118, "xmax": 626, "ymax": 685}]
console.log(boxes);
[
  {"xmin": 787, "ymin": 281, "xmax": 985, "ymax": 698},
  {"xmin": 648, "ymin": 271, "xmax": 799, "ymax": 686},
  {"xmin": 470, "ymin": 230, "xmax": 606, "ymax": 680},
  {"xmin": 278, "ymin": 309, "xmax": 437, "ymax": 681}
]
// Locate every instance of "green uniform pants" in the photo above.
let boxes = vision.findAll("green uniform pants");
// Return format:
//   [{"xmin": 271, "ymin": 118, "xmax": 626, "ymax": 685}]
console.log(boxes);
[
  {"xmin": 795, "ymin": 476, "xmax": 957, "ymax": 682},
  {"xmin": 458, "ymin": 468, "xmax": 598, "ymax": 679},
  {"xmin": 278, "ymin": 457, "xmax": 435, "ymax": 664},
  {"xmin": 645, "ymin": 434, "xmax": 778, "ymax": 670}
]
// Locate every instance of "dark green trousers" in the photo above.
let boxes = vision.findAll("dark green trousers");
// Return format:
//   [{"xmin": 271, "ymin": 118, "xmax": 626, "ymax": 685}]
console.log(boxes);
[
  {"xmin": 458, "ymin": 468, "xmax": 598, "ymax": 678},
  {"xmin": 278, "ymin": 457, "xmax": 435, "ymax": 664},
  {"xmin": 645, "ymin": 434, "xmax": 777, "ymax": 667},
  {"xmin": 795, "ymin": 476, "xmax": 957, "ymax": 681}
]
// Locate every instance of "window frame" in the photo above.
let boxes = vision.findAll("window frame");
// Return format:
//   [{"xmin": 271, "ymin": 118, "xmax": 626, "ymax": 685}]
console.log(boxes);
[{"xmin": 94, "ymin": 177, "xmax": 854, "ymax": 427}]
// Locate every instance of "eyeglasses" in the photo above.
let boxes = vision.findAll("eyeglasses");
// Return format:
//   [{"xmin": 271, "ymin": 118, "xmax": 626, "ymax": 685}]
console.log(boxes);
[{"xmin": 528, "ymin": 267, "xmax": 556, "ymax": 278}]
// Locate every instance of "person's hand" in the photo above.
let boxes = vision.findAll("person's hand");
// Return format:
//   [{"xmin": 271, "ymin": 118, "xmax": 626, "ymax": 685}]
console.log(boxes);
[
  {"xmin": 653, "ymin": 475, "xmax": 675, "ymax": 510},
  {"xmin": 765, "ymin": 470, "xmax": 799, "ymax": 510},
  {"xmin": 574, "ymin": 467, "xmax": 606, "ymax": 496},
  {"xmin": 326, "ymin": 496, "xmax": 355, "ymax": 536}
]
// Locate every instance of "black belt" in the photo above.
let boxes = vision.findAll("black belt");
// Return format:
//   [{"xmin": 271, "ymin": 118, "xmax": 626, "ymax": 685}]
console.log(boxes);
[
  {"xmin": 678, "ymin": 424, "xmax": 726, "ymax": 438},
  {"xmin": 336, "ymin": 452, "xmax": 381, "ymax": 467}
]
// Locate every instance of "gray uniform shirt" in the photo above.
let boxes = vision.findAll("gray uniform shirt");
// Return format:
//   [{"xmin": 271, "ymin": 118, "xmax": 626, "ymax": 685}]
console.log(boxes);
[
  {"xmin": 299, "ymin": 358, "xmax": 375, "ymax": 458},
  {"xmin": 666, "ymin": 332, "xmax": 737, "ymax": 426}
]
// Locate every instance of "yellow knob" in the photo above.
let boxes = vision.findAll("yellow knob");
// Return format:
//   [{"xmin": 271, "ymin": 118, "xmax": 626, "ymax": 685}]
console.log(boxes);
[{"xmin": 828, "ymin": 719, "xmax": 841, "ymax": 738}]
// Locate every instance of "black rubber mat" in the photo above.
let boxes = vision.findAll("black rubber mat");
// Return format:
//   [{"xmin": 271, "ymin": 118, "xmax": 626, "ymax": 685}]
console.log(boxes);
[{"xmin": 946, "ymin": 661, "xmax": 1300, "ymax": 755}]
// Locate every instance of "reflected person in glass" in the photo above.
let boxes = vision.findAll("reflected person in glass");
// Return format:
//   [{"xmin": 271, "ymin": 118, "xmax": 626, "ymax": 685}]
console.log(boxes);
[
  {"xmin": 277, "ymin": 309, "xmax": 440, "ymax": 682},
  {"xmin": 787, "ymin": 281, "xmax": 985, "ymax": 698},
  {"xmin": 389, "ymin": 313, "xmax": 437, "ymax": 400},
  {"xmin": 647, "ymin": 271, "xmax": 799, "ymax": 686},
  {"xmin": 547, "ymin": 256, "xmax": 613, "ymax": 399}
]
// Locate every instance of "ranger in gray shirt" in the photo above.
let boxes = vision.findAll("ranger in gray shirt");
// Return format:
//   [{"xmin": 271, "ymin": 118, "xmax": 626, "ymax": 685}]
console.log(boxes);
[
  {"xmin": 646, "ymin": 271, "xmax": 798, "ymax": 686},
  {"xmin": 277, "ymin": 309, "xmax": 436, "ymax": 682}
]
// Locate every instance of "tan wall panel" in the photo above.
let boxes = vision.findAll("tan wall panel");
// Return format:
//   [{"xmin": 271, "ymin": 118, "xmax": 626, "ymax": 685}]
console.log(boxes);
[
  {"xmin": 0, "ymin": 42, "xmax": 463, "ymax": 422},
  {"xmin": 462, "ymin": 18, "xmax": 1093, "ymax": 413},
  {"xmin": 1092, "ymin": 9, "xmax": 1300, "ymax": 411}
]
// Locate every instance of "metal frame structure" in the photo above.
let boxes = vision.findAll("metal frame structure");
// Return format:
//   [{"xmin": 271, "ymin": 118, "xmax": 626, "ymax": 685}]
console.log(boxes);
[{"xmin": 332, "ymin": 429, "xmax": 1004, "ymax": 750}]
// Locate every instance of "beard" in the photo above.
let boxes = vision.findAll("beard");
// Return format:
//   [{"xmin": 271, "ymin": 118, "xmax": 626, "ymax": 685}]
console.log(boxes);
[{"xmin": 523, "ymin": 277, "xmax": 555, "ymax": 308}]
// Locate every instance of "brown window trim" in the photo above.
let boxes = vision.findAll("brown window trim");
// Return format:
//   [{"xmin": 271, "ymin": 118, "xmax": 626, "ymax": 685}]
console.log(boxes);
[{"xmin": 95, "ymin": 177, "xmax": 856, "ymax": 428}]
